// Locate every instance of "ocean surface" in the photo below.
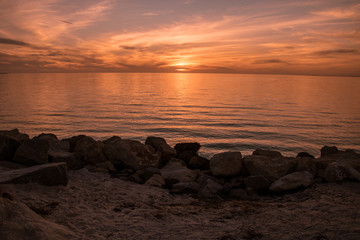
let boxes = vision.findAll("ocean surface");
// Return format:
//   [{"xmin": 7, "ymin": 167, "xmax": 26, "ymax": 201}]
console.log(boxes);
[{"xmin": 0, "ymin": 73, "xmax": 359, "ymax": 158}]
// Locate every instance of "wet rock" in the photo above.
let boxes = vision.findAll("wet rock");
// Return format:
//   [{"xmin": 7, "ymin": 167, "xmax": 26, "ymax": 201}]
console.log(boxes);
[
  {"xmin": 170, "ymin": 182, "xmax": 201, "ymax": 194},
  {"xmin": 210, "ymin": 152, "xmax": 242, "ymax": 177},
  {"xmin": 244, "ymin": 175, "xmax": 270, "ymax": 191},
  {"xmin": 145, "ymin": 174, "xmax": 165, "ymax": 188},
  {"xmin": 0, "ymin": 135, "xmax": 20, "ymax": 161},
  {"xmin": 323, "ymin": 162, "xmax": 360, "ymax": 182},
  {"xmin": 253, "ymin": 149, "xmax": 283, "ymax": 158},
  {"xmin": 0, "ymin": 128, "xmax": 29, "ymax": 142},
  {"xmin": 188, "ymin": 155, "xmax": 210, "ymax": 170},
  {"xmin": 0, "ymin": 162, "xmax": 68, "ymax": 186},
  {"xmin": 13, "ymin": 139, "xmax": 49, "ymax": 166},
  {"xmin": 297, "ymin": 152, "xmax": 315, "ymax": 158},
  {"xmin": 243, "ymin": 155, "xmax": 297, "ymax": 182},
  {"xmin": 73, "ymin": 135, "xmax": 107, "ymax": 165},
  {"xmin": 160, "ymin": 158, "xmax": 198, "ymax": 187},
  {"xmin": 269, "ymin": 171, "xmax": 314, "ymax": 192},
  {"xmin": 296, "ymin": 157, "xmax": 317, "ymax": 177},
  {"xmin": 145, "ymin": 136, "xmax": 176, "ymax": 165},
  {"xmin": 104, "ymin": 139, "xmax": 161, "ymax": 171}
]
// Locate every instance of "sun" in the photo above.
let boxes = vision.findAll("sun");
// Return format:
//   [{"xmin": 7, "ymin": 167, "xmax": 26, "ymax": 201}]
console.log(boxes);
[{"xmin": 173, "ymin": 62, "xmax": 190, "ymax": 72}]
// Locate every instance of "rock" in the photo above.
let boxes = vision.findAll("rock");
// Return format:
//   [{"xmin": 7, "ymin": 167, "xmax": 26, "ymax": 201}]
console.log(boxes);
[
  {"xmin": 243, "ymin": 155, "xmax": 297, "ymax": 182},
  {"xmin": 102, "ymin": 136, "xmax": 122, "ymax": 145},
  {"xmin": 73, "ymin": 135, "xmax": 107, "ymax": 165},
  {"xmin": 323, "ymin": 162, "xmax": 360, "ymax": 182},
  {"xmin": 321, "ymin": 146, "xmax": 338, "ymax": 157},
  {"xmin": 48, "ymin": 150, "xmax": 83, "ymax": 170},
  {"xmin": 34, "ymin": 133, "xmax": 70, "ymax": 152},
  {"xmin": 198, "ymin": 179, "xmax": 224, "ymax": 201},
  {"xmin": 136, "ymin": 167, "xmax": 161, "ymax": 182},
  {"xmin": 0, "ymin": 162, "xmax": 68, "ymax": 186},
  {"xmin": 296, "ymin": 157, "xmax": 317, "ymax": 177},
  {"xmin": 297, "ymin": 152, "xmax": 315, "ymax": 158},
  {"xmin": 188, "ymin": 155, "xmax": 210, "ymax": 170},
  {"xmin": 174, "ymin": 142, "xmax": 201, "ymax": 163},
  {"xmin": 145, "ymin": 136, "xmax": 176, "ymax": 165},
  {"xmin": 228, "ymin": 189, "xmax": 249, "ymax": 200},
  {"xmin": 0, "ymin": 135, "xmax": 20, "ymax": 161},
  {"xmin": 104, "ymin": 139, "xmax": 161, "ymax": 171},
  {"xmin": 244, "ymin": 175, "xmax": 271, "ymax": 191},
  {"xmin": 86, "ymin": 161, "xmax": 116, "ymax": 173},
  {"xmin": 145, "ymin": 174, "xmax": 165, "ymax": 188},
  {"xmin": 13, "ymin": 139, "xmax": 49, "ymax": 166},
  {"xmin": 210, "ymin": 152, "xmax": 242, "ymax": 177},
  {"xmin": 269, "ymin": 171, "xmax": 314, "ymax": 192},
  {"xmin": 0, "ymin": 161, "xmax": 26, "ymax": 170},
  {"xmin": 253, "ymin": 149, "xmax": 283, "ymax": 158},
  {"xmin": 0, "ymin": 128, "xmax": 29, "ymax": 142},
  {"xmin": 160, "ymin": 158, "xmax": 198, "ymax": 187},
  {"xmin": 170, "ymin": 182, "xmax": 202, "ymax": 194},
  {"xmin": 0, "ymin": 197, "xmax": 77, "ymax": 239}
]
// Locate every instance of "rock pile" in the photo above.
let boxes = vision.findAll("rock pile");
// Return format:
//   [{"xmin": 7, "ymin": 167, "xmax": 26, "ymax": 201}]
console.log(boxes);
[{"xmin": 1, "ymin": 129, "xmax": 359, "ymax": 200}]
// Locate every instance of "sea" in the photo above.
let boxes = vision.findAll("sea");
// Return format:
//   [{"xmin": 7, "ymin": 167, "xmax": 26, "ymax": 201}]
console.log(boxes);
[{"xmin": 0, "ymin": 73, "xmax": 359, "ymax": 158}]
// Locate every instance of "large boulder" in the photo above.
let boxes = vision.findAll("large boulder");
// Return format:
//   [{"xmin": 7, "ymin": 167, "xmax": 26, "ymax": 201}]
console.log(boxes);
[
  {"xmin": 0, "ymin": 196, "xmax": 77, "ymax": 239},
  {"xmin": 104, "ymin": 139, "xmax": 161, "ymax": 171},
  {"xmin": 34, "ymin": 133, "xmax": 70, "ymax": 152},
  {"xmin": 13, "ymin": 139, "xmax": 49, "ymax": 166},
  {"xmin": 145, "ymin": 136, "xmax": 176, "ymax": 165},
  {"xmin": 269, "ymin": 171, "xmax": 314, "ymax": 192},
  {"xmin": 315, "ymin": 146, "xmax": 360, "ymax": 172},
  {"xmin": 188, "ymin": 155, "xmax": 210, "ymax": 170},
  {"xmin": 0, "ymin": 135, "xmax": 20, "ymax": 161},
  {"xmin": 243, "ymin": 155, "xmax": 297, "ymax": 182},
  {"xmin": 210, "ymin": 152, "xmax": 242, "ymax": 177},
  {"xmin": 0, "ymin": 128, "xmax": 29, "ymax": 142},
  {"xmin": 160, "ymin": 158, "xmax": 198, "ymax": 186},
  {"xmin": 323, "ymin": 162, "xmax": 360, "ymax": 182},
  {"xmin": 72, "ymin": 136, "xmax": 107, "ymax": 165},
  {"xmin": 0, "ymin": 162, "xmax": 68, "ymax": 186}
]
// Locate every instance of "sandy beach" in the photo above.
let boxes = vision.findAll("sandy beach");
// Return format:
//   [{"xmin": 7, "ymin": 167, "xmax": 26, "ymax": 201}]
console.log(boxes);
[{"xmin": 2, "ymin": 168, "xmax": 360, "ymax": 240}]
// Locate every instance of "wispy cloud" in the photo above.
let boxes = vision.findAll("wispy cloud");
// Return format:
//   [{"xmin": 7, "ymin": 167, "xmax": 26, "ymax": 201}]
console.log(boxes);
[{"xmin": 0, "ymin": 38, "xmax": 31, "ymax": 47}]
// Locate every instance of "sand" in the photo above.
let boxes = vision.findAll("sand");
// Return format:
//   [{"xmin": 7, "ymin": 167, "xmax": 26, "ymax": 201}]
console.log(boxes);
[{"xmin": 1, "ymin": 168, "xmax": 360, "ymax": 240}]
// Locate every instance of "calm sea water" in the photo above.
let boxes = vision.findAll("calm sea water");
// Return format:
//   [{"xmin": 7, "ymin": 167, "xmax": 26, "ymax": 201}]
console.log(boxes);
[{"xmin": 0, "ymin": 73, "xmax": 359, "ymax": 158}]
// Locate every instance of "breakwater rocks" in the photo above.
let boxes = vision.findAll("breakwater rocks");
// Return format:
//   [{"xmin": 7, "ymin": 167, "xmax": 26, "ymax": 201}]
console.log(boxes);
[{"xmin": 1, "ymin": 129, "xmax": 360, "ymax": 200}]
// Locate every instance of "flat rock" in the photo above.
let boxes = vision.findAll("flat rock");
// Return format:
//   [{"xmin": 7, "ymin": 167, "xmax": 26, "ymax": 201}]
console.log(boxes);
[
  {"xmin": 0, "ymin": 135, "xmax": 20, "ymax": 161},
  {"xmin": 104, "ymin": 139, "xmax": 161, "ymax": 171},
  {"xmin": 243, "ymin": 155, "xmax": 297, "ymax": 182},
  {"xmin": 13, "ymin": 139, "xmax": 49, "ymax": 166},
  {"xmin": 0, "ymin": 162, "xmax": 68, "ymax": 186},
  {"xmin": 269, "ymin": 171, "xmax": 314, "ymax": 192},
  {"xmin": 210, "ymin": 151, "xmax": 242, "ymax": 177}
]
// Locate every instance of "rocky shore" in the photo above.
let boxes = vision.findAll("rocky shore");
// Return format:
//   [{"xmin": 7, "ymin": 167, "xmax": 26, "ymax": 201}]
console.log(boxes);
[{"xmin": 1, "ymin": 129, "xmax": 360, "ymax": 239}]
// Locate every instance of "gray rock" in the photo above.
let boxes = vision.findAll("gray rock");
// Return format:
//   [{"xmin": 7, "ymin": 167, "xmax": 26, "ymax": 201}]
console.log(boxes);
[
  {"xmin": 210, "ymin": 151, "xmax": 242, "ymax": 177},
  {"xmin": 243, "ymin": 155, "xmax": 297, "ymax": 182},
  {"xmin": 269, "ymin": 171, "xmax": 314, "ymax": 192},
  {"xmin": 13, "ymin": 139, "xmax": 49, "ymax": 166},
  {"xmin": 244, "ymin": 175, "xmax": 270, "ymax": 191},
  {"xmin": 104, "ymin": 139, "xmax": 161, "ymax": 171},
  {"xmin": 170, "ymin": 182, "xmax": 202, "ymax": 194},
  {"xmin": 323, "ymin": 162, "xmax": 360, "ymax": 182},
  {"xmin": 253, "ymin": 149, "xmax": 283, "ymax": 158},
  {"xmin": 145, "ymin": 174, "xmax": 165, "ymax": 188},
  {"xmin": 73, "ymin": 136, "xmax": 107, "ymax": 165},
  {"xmin": 0, "ymin": 135, "xmax": 20, "ymax": 161},
  {"xmin": 188, "ymin": 155, "xmax": 210, "ymax": 170},
  {"xmin": 145, "ymin": 136, "xmax": 176, "ymax": 165},
  {"xmin": 296, "ymin": 157, "xmax": 317, "ymax": 177},
  {"xmin": 0, "ymin": 128, "xmax": 29, "ymax": 142},
  {"xmin": 0, "ymin": 162, "xmax": 68, "ymax": 186},
  {"xmin": 160, "ymin": 158, "xmax": 198, "ymax": 186}
]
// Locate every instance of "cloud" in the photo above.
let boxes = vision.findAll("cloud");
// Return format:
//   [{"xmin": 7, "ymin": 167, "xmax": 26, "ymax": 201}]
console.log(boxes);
[
  {"xmin": 315, "ymin": 49, "xmax": 359, "ymax": 55},
  {"xmin": 253, "ymin": 59, "xmax": 289, "ymax": 64},
  {"xmin": 142, "ymin": 12, "xmax": 158, "ymax": 16},
  {"xmin": 0, "ymin": 38, "xmax": 30, "ymax": 46}
]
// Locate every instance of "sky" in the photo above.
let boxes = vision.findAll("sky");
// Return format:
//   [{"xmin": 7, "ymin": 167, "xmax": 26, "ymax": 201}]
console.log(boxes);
[{"xmin": 0, "ymin": 0, "xmax": 359, "ymax": 76}]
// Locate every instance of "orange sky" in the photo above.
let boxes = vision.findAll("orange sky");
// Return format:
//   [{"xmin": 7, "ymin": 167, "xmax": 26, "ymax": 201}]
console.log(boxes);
[{"xmin": 0, "ymin": 0, "xmax": 359, "ymax": 76}]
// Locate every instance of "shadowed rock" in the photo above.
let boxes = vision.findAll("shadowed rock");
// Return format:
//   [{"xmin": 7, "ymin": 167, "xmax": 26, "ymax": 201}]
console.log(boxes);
[
  {"xmin": 323, "ymin": 162, "xmax": 360, "ymax": 182},
  {"xmin": 34, "ymin": 133, "xmax": 70, "ymax": 152},
  {"xmin": 321, "ymin": 146, "xmax": 339, "ymax": 157},
  {"xmin": 210, "ymin": 152, "xmax": 242, "ymax": 177},
  {"xmin": 174, "ymin": 142, "xmax": 201, "ymax": 163},
  {"xmin": 0, "ymin": 162, "xmax": 68, "ymax": 186},
  {"xmin": 296, "ymin": 157, "xmax": 317, "ymax": 177},
  {"xmin": 0, "ymin": 135, "xmax": 20, "ymax": 161},
  {"xmin": 0, "ymin": 128, "xmax": 29, "ymax": 142},
  {"xmin": 73, "ymin": 136, "xmax": 107, "ymax": 165},
  {"xmin": 188, "ymin": 155, "xmax": 210, "ymax": 170},
  {"xmin": 170, "ymin": 182, "xmax": 201, "ymax": 194},
  {"xmin": 13, "ymin": 139, "xmax": 49, "ymax": 166},
  {"xmin": 269, "ymin": 171, "xmax": 314, "ymax": 192},
  {"xmin": 145, "ymin": 136, "xmax": 176, "ymax": 166},
  {"xmin": 315, "ymin": 146, "xmax": 360, "ymax": 172},
  {"xmin": 253, "ymin": 149, "xmax": 283, "ymax": 158},
  {"xmin": 244, "ymin": 175, "xmax": 271, "ymax": 191},
  {"xmin": 160, "ymin": 158, "xmax": 198, "ymax": 187},
  {"xmin": 296, "ymin": 152, "xmax": 315, "ymax": 158}
]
